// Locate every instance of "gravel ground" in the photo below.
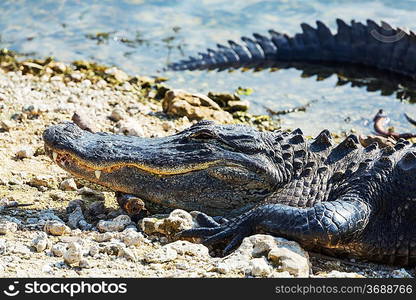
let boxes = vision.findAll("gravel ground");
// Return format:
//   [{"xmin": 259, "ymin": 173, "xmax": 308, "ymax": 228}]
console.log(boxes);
[{"xmin": 0, "ymin": 64, "xmax": 415, "ymax": 278}]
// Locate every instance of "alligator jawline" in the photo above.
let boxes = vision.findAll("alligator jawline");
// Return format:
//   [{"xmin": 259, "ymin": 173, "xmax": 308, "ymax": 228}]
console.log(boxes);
[{"xmin": 45, "ymin": 145, "xmax": 231, "ymax": 177}]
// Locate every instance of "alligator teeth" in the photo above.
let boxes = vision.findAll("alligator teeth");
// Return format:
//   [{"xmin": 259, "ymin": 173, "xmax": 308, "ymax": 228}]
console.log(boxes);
[
  {"xmin": 95, "ymin": 170, "xmax": 101, "ymax": 180},
  {"xmin": 52, "ymin": 152, "xmax": 58, "ymax": 161}
]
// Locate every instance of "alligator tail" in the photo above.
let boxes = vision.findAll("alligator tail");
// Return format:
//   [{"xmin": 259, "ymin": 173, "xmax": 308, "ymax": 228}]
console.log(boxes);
[{"xmin": 168, "ymin": 19, "xmax": 416, "ymax": 78}]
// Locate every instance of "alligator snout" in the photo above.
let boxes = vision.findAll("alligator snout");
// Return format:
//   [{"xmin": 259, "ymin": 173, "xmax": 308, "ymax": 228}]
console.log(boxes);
[{"xmin": 43, "ymin": 122, "xmax": 86, "ymax": 152}]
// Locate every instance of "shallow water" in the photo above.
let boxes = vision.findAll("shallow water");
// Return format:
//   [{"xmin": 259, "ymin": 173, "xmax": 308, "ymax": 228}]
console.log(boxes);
[{"xmin": 1, "ymin": 0, "xmax": 416, "ymax": 135}]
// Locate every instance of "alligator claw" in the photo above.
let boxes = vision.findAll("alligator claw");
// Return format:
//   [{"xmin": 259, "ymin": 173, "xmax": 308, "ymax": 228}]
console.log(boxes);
[
  {"xmin": 194, "ymin": 212, "xmax": 222, "ymax": 228},
  {"xmin": 194, "ymin": 212, "xmax": 229, "ymax": 228},
  {"xmin": 177, "ymin": 226, "xmax": 223, "ymax": 238},
  {"xmin": 179, "ymin": 214, "xmax": 254, "ymax": 254}
]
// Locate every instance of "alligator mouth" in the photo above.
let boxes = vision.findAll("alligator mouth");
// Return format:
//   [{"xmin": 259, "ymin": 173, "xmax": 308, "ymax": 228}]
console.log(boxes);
[{"xmin": 44, "ymin": 144, "xmax": 222, "ymax": 180}]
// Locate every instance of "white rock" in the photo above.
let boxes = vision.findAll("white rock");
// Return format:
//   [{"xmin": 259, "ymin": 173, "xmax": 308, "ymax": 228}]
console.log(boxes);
[
  {"xmin": 51, "ymin": 243, "xmax": 67, "ymax": 257},
  {"xmin": 0, "ymin": 221, "xmax": 18, "ymax": 235},
  {"xmin": 50, "ymin": 75, "xmax": 63, "ymax": 82},
  {"xmin": 15, "ymin": 146, "xmax": 34, "ymax": 159},
  {"xmin": 42, "ymin": 264, "xmax": 52, "ymax": 274},
  {"xmin": 0, "ymin": 119, "xmax": 14, "ymax": 131},
  {"xmin": 105, "ymin": 67, "xmax": 129, "ymax": 82},
  {"xmin": 44, "ymin": 220, "xmax": 71, "ymax": 236},
  {"xmin": 31, "ymin": 232, "xmax": 49, "ymax": 252},
  {"xmin": 101, "ymin": 241, "xmax": 122, "ymax": 254},
  {"xmin": 89, "ymin": 244, "xmax": 100, "ymax": 257},
  {"xmin": 94, "ymin": 232, "xmax": 116, "ymax": 242},
  {"xmin": 141, "ymin": 209, "xmax": 194, "ymax": 237},
  {"xmin": 70, "ymin": 71, "xmax": 84, "ymax": 82},
  {"xmin": 63, "ymin": 242, "xmax": 83, "ymax": 265},
  {"xmin": 59, "ymin": 178, "xmax": 77, "ymax": 191},
  {"xmin": 10, "ymin": 243, "xmax": 31, "ymax": 256},
  {"xmin": 166, "ymin": 240, "xmax": 209, "ymax": 257},
  {"xmin": 110, "ymin": 108, "xmax": 126, "ymax": 121},
  {"xmin": 96, "ymin": 79, "xmax": 107, "ymax": 88},
  {"xmin": 80, "ymin": 79, "xmax": 92, "ymax": 88},
  {"xmin": 53, "ymin": 62, "xmax": 67, "ymax": 73},
  {"xmin": 122, "ymin": 230, "xmax": 145, "ymax": 247},
  {"xmin": 250, "ymin": 257, "xmax": 272, "ymax": 277},
  {"xmin": 79, "ymin": 259, "xmax": 90, "ymax": 268},
  {"xmin": 219, "ymin": 234, "xmax": 310, "ymax": 277},
  {"xmin": 268, "ymin": 244, "xmax": 310, "ymax": 277},
  {"xmin": 97, "ymin": 215, "xmax": 131, "ymax": 232},
  {"xmin": 117, "ymin": 119, "xmax": 145, "ymax": 136},
  {"xmin": 218, "ymin": 254, "xmax": 251, "ymax": 275}
]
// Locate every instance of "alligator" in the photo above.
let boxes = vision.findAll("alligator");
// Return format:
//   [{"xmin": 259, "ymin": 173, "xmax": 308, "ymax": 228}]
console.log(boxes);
[
  {"xmin": 168, "ymin": 19, "xmax": 416, "ymax": 102},
  {"xmin": 43, "ymin": 121, "xmax": 416, "ymax": 266}
]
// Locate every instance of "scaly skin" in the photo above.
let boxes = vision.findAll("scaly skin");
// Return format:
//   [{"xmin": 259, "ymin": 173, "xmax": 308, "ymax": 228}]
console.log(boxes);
[
  {"xmin": 43, "ymin": 121, "xmax": 416, "ymax": 266},
  {"xmin": 169, "ymin": 19, "xmax": 416, "ymax": 78},
  {"xmin": 168, "ymin": 19, "xmax": 416, "ymax": 101}
]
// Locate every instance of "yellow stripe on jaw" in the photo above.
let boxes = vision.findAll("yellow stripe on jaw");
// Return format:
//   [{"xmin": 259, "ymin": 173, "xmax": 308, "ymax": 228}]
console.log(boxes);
[
  {"xmin": 100, "ymin": 160, "xmax": 223, "ymax": 176},
  {"xmin": 50, "ymin": 147, "xmax": 222, "ymax": 176}
]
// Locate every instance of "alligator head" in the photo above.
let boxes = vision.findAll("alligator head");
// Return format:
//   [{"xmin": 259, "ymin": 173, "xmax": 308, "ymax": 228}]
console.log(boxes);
[{"xmin": 43, "ymin": 121, "xmax": 282, "ymax": 215}]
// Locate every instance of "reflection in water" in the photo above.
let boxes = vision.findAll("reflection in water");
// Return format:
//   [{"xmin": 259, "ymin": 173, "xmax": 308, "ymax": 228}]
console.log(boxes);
[{"xmin": 277, "ymin": 63, "xmax": 416, "ymax": 103}]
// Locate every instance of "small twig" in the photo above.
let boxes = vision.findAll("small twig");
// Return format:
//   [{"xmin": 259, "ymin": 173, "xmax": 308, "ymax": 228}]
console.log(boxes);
[
  {"xmin": 404, "ymin": 113, "xmax": 416, "ymax": 127},
  {"xmin": 0, "ymin": 201, "xmax": 33, "ymax": 212},
  {"xmin": 373, "ymin": 109, "xmax": 416, "ymax": 139}
]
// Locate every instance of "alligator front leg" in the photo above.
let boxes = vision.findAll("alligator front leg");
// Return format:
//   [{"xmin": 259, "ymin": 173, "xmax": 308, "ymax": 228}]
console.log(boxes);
[{"xmin": 179, "ymin": 195, "xmax": 370, "ymax": 255}]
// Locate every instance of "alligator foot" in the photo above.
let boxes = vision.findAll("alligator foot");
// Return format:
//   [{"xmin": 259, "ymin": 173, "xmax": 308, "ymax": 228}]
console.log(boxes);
[
  {"xmin": 179, "ymin": 211, "xmax": 255, "ymax": 255},
  {"xmin": 373, "ymin": 109, "xmax": 416, "ymax": 139},
  {"xmin": 115, "ymin": 192, "xmax": 148, "ymax": 221}
]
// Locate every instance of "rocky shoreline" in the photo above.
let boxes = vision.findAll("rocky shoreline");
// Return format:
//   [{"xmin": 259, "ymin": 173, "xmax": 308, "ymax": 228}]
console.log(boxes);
[{"xmin": 0, "ymin": 52, "xmax": 414, "ymax": 278}]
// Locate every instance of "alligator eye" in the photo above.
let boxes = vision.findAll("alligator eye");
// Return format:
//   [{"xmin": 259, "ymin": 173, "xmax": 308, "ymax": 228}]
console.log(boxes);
[{"xmin": 190, "ymin": 130, "xmax": 216, "ymax": 140}]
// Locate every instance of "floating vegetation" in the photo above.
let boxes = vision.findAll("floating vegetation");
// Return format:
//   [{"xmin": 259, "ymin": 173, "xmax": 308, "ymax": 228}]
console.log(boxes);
[
  {"xmin": 265, "ymin": 100, "xmax": 317, "ymax": 116},
  {"xmin": 117, "ymin": 31, "xmax": 150, "ymax": 48},
  {"xmin": 85, "ymin": 32, "xmax": 115, "ymax": 44},
  {"xmin": 83, "ymin": 27, "xmax": 186, "ymax": 63},
  {"xmin": 235, "ymin": 86, "xmax": 254, "ymax": 96}
]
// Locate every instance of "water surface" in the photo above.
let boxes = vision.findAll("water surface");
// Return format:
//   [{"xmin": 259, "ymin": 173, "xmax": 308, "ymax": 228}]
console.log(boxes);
[{"xmin": 1, "ymin": 0, "xmax": 416, "ymax": 135}]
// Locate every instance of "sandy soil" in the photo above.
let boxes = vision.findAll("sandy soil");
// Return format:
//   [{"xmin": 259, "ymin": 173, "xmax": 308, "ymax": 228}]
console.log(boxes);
[{"xmin": 0, "ymin": 61, "xmax": 414, "ymax": 278}]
